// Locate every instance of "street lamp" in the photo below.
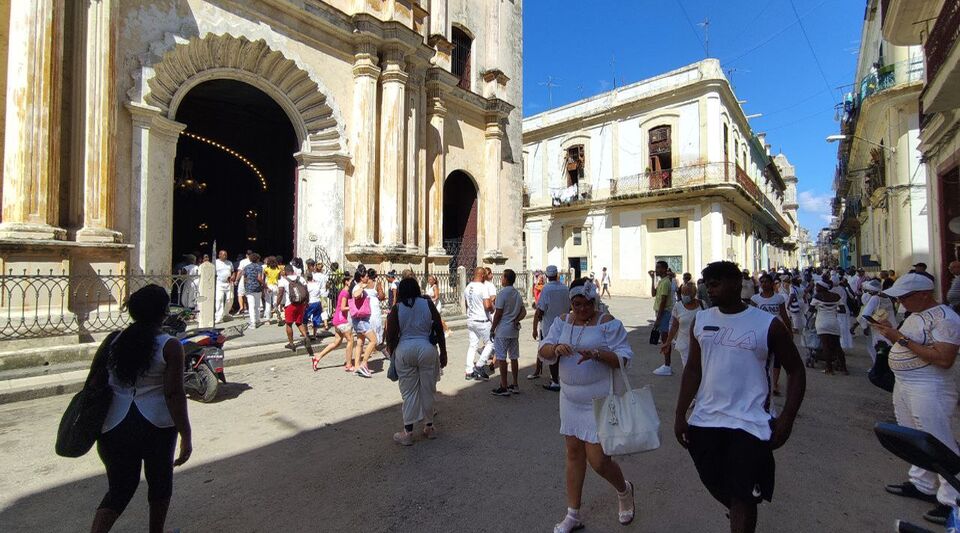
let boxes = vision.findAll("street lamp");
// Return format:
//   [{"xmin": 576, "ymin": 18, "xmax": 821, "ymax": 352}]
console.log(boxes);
[{"xmin": 826, "ymin": 134, "xmax": 896, "ymax": 153}]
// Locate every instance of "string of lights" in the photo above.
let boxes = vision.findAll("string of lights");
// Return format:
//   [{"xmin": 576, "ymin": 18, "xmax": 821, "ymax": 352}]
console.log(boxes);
[{"xmin": 179, "ymin": 131, "xmax": 268, "ymax": 191}]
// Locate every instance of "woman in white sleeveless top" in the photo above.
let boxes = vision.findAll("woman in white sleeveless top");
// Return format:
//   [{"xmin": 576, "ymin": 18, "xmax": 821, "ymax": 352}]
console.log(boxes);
[
  {"xmin": 90, "ymin": 285, "xmax": 192, "ymax": 533},
  {"xmin": 385, "ymin": 278, "xmax": 448, "ymax": 446},
  {"xmin": 811, "ymin": 279, "xmax": 847, "ymax": 374},
  {"xmin": 538, "ymin": 279, "xmax": 636, "ymax": 532}
]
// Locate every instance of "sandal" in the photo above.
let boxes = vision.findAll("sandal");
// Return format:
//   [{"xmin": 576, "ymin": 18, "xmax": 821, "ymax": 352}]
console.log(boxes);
[
  {"xmin": 423, "ymin": 425, "xmax": 437, "ymax": 440},
  {"xmin": 618, "ymin": 480, "xmax": 635, "ymax": 525},
  {"xmin": 312, "ymin": 357, "xmax": 321, "ymax": 372},
  {"xmin": 553, "ymin": 513, "xmax": 584, "ymax": 533}
]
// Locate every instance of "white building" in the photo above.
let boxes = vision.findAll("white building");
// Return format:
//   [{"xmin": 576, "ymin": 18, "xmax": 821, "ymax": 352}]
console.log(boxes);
[{"xmin": 522, "ymin": 60, "xmax": 799, "ymax": 296}]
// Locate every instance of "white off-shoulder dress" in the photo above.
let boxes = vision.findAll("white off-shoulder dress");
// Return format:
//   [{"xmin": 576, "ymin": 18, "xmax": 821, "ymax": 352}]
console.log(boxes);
[{"xmin": 540, "ymin": 313, "xmax": 634, "ymax": 444}]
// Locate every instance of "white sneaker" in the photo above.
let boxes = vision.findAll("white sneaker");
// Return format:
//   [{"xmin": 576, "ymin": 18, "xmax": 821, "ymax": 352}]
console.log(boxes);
[{"xmin": 652, "ymin": 365, "xmax": 673, "ymax": 376}]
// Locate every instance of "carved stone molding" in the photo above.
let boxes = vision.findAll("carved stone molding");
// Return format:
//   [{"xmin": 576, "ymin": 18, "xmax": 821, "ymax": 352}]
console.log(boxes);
[{"xmin": 129, "ymin": 33, "xmax": 347, "ymax": 158}]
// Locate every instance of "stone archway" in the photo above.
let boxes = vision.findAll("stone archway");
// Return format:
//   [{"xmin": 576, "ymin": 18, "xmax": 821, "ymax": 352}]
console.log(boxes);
[{"xmin": 126, "ymin": 33, "xmax": 348, "ymax": 274}]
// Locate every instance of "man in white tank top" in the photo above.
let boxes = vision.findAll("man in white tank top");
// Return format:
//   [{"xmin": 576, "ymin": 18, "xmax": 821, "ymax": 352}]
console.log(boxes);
[{"xmin": 675, "ymin": 261, "xmax": 806, "ymax": 533}]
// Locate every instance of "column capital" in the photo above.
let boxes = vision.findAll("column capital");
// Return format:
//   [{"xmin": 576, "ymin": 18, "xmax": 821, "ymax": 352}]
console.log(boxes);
[{"xmin": 125, "ymin": 102, "xmax": 186, "ymax": 140}]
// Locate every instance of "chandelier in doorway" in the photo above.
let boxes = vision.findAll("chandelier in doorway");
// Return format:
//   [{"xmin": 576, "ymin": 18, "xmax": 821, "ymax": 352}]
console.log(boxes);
[
  {"xmin": 180, "ymin": 131, "xmax": 268, "ymax": 191},
  {"xmin": 175, "ymin": 157, "xmax": 207, "ymax": 195}
]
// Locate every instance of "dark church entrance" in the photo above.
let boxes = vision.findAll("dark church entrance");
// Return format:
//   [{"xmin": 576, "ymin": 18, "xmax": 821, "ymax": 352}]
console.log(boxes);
[
  {"xmin": 172, "ymin": 79, "xmax": 298, "ymax": 265},
  {"xmin": 442, "ymin": 170, "xmax": 479, "ymax": 269}
]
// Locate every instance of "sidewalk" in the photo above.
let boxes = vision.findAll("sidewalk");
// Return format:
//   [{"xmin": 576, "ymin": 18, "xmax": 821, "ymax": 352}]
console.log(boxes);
[{"xmin": 0, "ymin": 311, "xmax": 472, "ymax": 404}]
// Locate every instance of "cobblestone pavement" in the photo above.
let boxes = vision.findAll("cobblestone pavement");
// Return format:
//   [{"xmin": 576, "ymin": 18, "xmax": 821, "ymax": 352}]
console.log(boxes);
[{"xmin": 0, "ymin": 297, "xmax": 939, "ymax": 532}]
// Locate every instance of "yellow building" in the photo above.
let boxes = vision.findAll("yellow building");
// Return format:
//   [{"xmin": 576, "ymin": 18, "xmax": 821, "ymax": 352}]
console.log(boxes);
[{"xmin": 522, "ymin": 60, "xmax": 799, "ymax": 295}]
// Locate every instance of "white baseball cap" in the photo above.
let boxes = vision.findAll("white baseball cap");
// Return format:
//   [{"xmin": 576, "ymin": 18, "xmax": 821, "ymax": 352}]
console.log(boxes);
[
  {"xmin": 545, "ymin": 265, "xmax": 558, "ymax": 277},
  {"xmin": 863, "ymin": 279, "xmax": 881, "ymax": 293},
  {"xmin": 882, "ymin": 272, "xmax": 934, "ymax": 298}
]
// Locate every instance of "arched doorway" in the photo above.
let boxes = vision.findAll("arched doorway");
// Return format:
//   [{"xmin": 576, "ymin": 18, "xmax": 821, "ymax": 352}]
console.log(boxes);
[
  {"xmin": 171, "ymin": 79, "xmax": 298, "ymax": 264},
  {"xmin": 443, "ymin": 170, "xmax": 478, "ymax": 269}
]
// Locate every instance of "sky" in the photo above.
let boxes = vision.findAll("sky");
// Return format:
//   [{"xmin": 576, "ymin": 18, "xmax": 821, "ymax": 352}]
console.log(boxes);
[{"xmin": 522, "ymin": 0, "xmax": 867, "ymax": 234}]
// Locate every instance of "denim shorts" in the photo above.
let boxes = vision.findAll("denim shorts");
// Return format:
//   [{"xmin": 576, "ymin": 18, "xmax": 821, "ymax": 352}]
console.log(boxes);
[
  {"xmin": 656, "ymin": 310, "xmax": 672, "ymax": 333},
  {"xmin": 352, "ymin": 317, "xmax": 371, "ymax": 334}
]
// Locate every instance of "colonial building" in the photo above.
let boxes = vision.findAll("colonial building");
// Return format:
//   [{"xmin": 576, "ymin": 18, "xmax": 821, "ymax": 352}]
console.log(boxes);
[
  {"xmin": 830, "ymin": 0, "xmax": 928, "ymax": 274},
  {"xmin": 881, "ymin": 0, "xmax": 960, "ymax": 296},
  {"xmin": 0, "ymin": 0, "xmax": 523, "ymax": 278},
  {"xmin": 521, "ymin": 59, "xmax": 799, "ymax": 296}
]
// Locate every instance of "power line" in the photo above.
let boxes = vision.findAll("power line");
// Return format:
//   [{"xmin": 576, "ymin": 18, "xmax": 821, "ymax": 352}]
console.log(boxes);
[
  {"xmin": 675, "ymin": 0, "xmax": 709, "ymax": 57},
  {"xmin": 723, "ymin": 0, "xmax": 829, "ymax": 66},
  {"xmin": 764, "ymin": 106, "xmax": 835, "ymax": 133},
  {"xmin": 788, "ymin": 0, "xmax": 838, "ymax": 104}
]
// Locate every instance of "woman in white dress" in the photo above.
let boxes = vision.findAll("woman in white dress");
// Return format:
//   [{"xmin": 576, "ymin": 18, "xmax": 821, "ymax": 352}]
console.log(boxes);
[
  {"xmin": 659, "ymin": 281, "xmax": 702, "ymax": 369},
  {"xmin": 538, "ymin": 278, "xmax": 636, "ymax": 533},
  {"xmin": 831, "ymin": 273, "xmax": 855, "ymax": 350},
  {"xmin": 364, "ymin": 268, "xmax": 385, "ymax": 346},
  {"xmin": 426, "ymin": 274, "xmax": 451, "ymax": 336},
  {"xmin": 811, "ymin": 279, "xmax": 847, "ymax": 374}
]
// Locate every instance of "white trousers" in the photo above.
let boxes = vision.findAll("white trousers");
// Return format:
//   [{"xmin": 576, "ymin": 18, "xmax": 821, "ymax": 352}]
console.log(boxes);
[
  {"xmin": 893, "ymin": 377, "xmax": 960, "ymax": 506},
  {"xmin": 396, "ymin": 340, "xmax": 439, "ymax": 426},
  {"xmin": 465, "ymin": 320, "xmax": 493, "ymax": 373},
  {"xmin": 246, "ymin": 293, "xmax": 262, "ymax": 328},
  {"xmin": 215, "ymin": 286, "xmax": 233, "ymax": 323},
  {"xmin": 263, "ymin": 285, "xmax": 277, "ymax": 320}
]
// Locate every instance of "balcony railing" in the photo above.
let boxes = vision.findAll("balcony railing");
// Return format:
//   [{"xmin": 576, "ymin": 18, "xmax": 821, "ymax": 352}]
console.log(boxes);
[
  {"xmin": 609, "ymin": 162, "xmax": 791, "ymax": 234},
  {"xmin": 839, "ymin": 57, "xmax": 925, "ymax": 137},
  {"xmin": 925, "ymin": 0, "xmax": 960, "ymax": 84}
]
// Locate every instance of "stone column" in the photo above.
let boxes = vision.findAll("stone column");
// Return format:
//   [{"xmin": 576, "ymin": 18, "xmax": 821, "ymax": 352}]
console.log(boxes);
[
  {"xmin": 76, "ymin": 0, "xmax": 121, "ymax": 242},
  {"xmin": 481, "ymin": 102, "xmax": 510, "ymax": 262},
  {"xmin": 405, "ymin": 67, "xmax": 424, "ymax": 254},
  {"xmin": 426, "ymin": 72, "xmax": 447, "ymax": 256},
  {"xmin": 378, "ymin": 45, "xmax": 408, "ymax": 252},
  {"xmin": 0, "ymin": 0, "xmax": 66, "ymax": 240},
  {"xmin": 348, "ymin": 40, "xmax": 380, "ymax": 252},
  {"xmin": 126, "ymin": 103, "xmax": 185, "ymax": 274}
]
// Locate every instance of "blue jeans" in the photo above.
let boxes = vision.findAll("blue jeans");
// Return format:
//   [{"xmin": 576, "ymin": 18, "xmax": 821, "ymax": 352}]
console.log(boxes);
[
  {"xmin": 656, "ymin": 309, "xmax": 672, "ymax": 333},
  {"xmin": 304, "ymin": 302, "xmax": 323, "ymax": 328}
]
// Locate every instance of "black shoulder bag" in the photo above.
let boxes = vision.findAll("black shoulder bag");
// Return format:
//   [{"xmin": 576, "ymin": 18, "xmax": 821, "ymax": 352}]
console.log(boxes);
[{"xmin": 55, "ymin": 331, "xmax": 121, "ymax": 457}]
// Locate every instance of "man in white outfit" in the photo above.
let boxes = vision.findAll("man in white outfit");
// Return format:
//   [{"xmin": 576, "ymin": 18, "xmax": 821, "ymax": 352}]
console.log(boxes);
[
  {"xmin": 464, "ymin": 268, "xmax": 494, "ymax": 381},
  {"xmin": 214, "ymin": 250, "xmax": 235, "ymax": 323},
  {"xmin": 872, "ymin": 273, "xmax": 960, "ymax": 526},
  {"xmin": 235, "ymin": 250, "xmax": 252, "ymax": 316}
]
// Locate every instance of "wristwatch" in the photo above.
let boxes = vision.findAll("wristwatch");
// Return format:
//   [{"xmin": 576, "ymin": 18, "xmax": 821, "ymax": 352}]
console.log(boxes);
[{"xmin": 897, "ymin": 335, "xmax": 910, "ymax": 347}]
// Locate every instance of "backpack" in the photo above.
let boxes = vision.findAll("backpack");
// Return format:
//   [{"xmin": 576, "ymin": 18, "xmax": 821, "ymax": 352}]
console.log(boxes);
[
  {"xmin": 349, "ymin": 290, "xmax": 372, "ymax": 319},
  {"xmin": 287, "ymin": 278, "xmax": 309, "ymax": 305}
]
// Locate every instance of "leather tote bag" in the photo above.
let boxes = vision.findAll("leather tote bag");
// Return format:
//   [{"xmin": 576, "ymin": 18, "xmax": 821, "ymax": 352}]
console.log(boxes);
[
  {"xmin": 55, "ymin": 331, "xmax": 120, "ymax": 458},
  {"xmin": 593, "ymin": 355, "xmax": 661, "ymax": 456}
]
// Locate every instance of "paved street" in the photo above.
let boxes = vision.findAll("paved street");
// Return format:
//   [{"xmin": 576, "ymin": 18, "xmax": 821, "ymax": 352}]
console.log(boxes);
[{"xmin": 0, "ymin": 297, "xmax": 941, "ymax": 532}]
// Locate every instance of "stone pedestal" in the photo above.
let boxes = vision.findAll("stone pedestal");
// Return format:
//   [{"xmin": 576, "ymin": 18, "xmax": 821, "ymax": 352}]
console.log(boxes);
[{"xmin": 0, "ymin": 0, "xmax": 67, "ymax": 241}]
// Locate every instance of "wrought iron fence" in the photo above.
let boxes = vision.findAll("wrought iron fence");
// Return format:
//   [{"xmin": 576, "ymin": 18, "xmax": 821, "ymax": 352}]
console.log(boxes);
[
  {"xmin": 610, "ymin": 162, "xmax": 733, "ymax": 197},
  {"xmin": 0, "ymin": 271, "xmax": 198, "ymax": 340}
]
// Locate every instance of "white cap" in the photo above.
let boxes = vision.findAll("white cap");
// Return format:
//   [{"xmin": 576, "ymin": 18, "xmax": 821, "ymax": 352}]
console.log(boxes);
[
  {"xmin": 545, "ymin": 265, "xmax": 558, "ymax": 277},
  {"xmin": 863, "ymin": 279, "xmax": 882, "ymax": 293},
  {"xmin": 882, "ymin": 272, "xmax": 934, "ymax": 298}
]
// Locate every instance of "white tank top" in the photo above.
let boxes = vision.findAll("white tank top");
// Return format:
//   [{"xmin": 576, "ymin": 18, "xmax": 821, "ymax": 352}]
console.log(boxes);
[
  {"xmin": 688, "ymin": 306, "xmax": 776, "ymax": 440},
  {"xmin": 102, "ymin": 333, "xmax": 176, "ymax": 432}
]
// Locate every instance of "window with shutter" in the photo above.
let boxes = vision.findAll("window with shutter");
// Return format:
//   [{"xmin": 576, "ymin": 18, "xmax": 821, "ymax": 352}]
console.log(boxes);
[{"xmin": 452, "ymin": 28, "xmax": 472, "ymax": 91}]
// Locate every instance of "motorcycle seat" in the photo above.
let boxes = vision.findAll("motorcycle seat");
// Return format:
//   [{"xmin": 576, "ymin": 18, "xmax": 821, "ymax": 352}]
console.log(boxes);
[{"xmin": 875, "ymin": 422, "xmax": 960, "ymax": 494}]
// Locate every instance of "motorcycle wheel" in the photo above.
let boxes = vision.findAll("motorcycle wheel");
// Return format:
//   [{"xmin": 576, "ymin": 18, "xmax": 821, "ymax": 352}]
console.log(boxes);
[{"xmin": 194, "ymin": 364, "xmax": 220, "ymax": 402}]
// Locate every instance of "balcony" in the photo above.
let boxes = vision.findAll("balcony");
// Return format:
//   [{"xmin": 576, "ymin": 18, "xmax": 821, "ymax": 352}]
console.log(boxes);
[
  {"xmin": 839, "ymin": 57, "xmax": 924, "ymax": 139},
  {"xmin": 608, "ymin": 162, "xmax": 791, "ymax": 236},
  {"xmin": 922, "ymin": 0, "xmax": 960, "ymax": 114},
  {"xmin": 549, "ymin": 182, "xmax": 592, "ymax": 206}
]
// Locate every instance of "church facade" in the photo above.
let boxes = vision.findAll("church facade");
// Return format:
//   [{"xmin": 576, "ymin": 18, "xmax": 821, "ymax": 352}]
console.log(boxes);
[{"xmin": 0, "ymin": 0, "xmax": 523, "ymax": 278}]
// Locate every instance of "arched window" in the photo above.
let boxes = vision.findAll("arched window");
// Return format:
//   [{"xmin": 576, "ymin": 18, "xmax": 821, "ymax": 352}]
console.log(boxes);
[{"xmin": 451, "ymin": 27, "xmax": 472, "ymax": 90}]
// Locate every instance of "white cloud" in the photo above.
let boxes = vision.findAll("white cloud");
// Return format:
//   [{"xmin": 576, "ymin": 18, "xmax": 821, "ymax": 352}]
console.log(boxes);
[{"xmin": 798, "ymin": 190, "xmax": 834, "ymax": 224}]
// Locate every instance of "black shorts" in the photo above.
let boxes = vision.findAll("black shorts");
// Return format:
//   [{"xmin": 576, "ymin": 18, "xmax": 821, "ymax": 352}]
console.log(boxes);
[{"xmin": 687, "ymin": 425, "xmax": 775, "ymax": 507}]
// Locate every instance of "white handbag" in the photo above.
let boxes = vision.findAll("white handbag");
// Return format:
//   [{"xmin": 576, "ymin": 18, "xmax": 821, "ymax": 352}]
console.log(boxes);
[{"xmin": 592, "ymin": 356, "xmax": 661, "ymax": 455}]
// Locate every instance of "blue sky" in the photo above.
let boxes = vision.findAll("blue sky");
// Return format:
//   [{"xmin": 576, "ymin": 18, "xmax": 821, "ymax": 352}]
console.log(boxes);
[{"xmin": 522, "ymin": 0, "xmax": 866, "ymax": 234}]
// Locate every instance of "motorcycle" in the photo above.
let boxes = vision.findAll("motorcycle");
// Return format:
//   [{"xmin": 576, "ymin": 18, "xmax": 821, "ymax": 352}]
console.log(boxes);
[
  {"xmin": 162, "ymin": 306, "xmax": 243, "ymax": 402},
  {"xmin": 874, "ymin": 422, "xmax": 960, "ymax": 532}
]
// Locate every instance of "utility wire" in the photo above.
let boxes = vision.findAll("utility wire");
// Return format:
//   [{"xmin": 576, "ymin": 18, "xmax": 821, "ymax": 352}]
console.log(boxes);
[
  {"xmin": 675, "ymin": 0, "xmax": 709, "ymax": 57},
  {"xmin": 788, "ymin": 0, "xmax": 839, "ymax": 104},
  {"xmin": 764, "ymin": 106, "xmax": 835, "ymax": 133},
  {"xmin": 723, "ymin": 0, "xmax": 828, "ymax": 66}
]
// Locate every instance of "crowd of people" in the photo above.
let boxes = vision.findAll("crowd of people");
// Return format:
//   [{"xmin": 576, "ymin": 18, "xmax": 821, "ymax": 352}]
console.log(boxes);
[{"xmin": 87, "ymin": 250, "xmax": 960, "ymax": 533}]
